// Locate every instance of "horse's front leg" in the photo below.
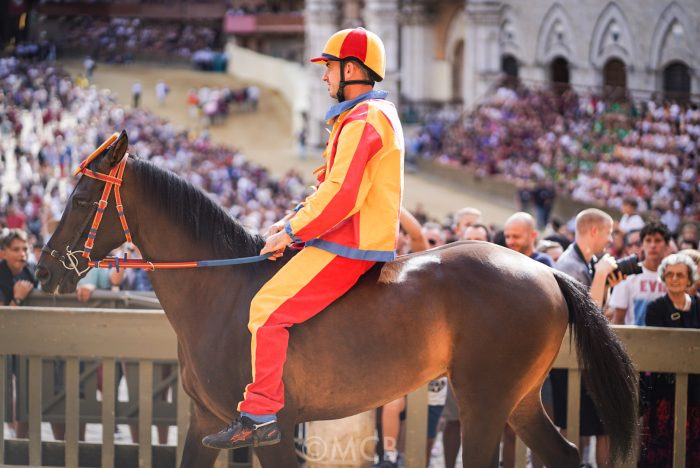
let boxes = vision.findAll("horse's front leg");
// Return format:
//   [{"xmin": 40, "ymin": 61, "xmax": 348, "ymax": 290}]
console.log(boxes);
[
  {"xmin": 179, "ymin": 403, "xmax": 226, "ymax": 468},
  {"xmin": 254, "ymin": 415, "xmax": 300, "ymax": 468}
]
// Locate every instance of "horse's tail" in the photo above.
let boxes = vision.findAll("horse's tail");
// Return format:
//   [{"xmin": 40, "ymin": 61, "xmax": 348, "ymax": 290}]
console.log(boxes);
[{"xmin": 553, "ymin": 269, "xmax": 639, "ymax": 464}]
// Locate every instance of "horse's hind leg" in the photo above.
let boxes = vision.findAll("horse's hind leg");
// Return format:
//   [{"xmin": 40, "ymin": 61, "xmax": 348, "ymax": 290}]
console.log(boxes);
[
  {"xmin": 451, "ymin": 383, "xmax": 509, "ymax": 467},
  {"xmin": 508, "ymin": 385, "xmax": 580, "ymax": 467},
  {"xmin": 255, "ymin": 417, "xmax": 299, "ymax": 468}
]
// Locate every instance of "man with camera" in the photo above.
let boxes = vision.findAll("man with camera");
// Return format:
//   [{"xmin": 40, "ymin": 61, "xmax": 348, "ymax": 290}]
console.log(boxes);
[
  {"xmin": 551, "ymin": 208, "xmax": 622, "ymax": 467},
  {"xmin": 556, "ymin": 209, "xmax": 629, "ymax": 299},
  {"xmin": 608, "ymin": 221, "xmax": 671, "ymax": 325}
]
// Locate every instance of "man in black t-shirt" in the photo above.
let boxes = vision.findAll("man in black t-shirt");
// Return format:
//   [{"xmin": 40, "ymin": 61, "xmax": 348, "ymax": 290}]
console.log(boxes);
[
  {"xmin": 0, "ymin": 228, "xmax": 37, "ymax": 439},
  {"xmin": 0, "ymin": 229, "xmax": 36, "ymax": 306}
]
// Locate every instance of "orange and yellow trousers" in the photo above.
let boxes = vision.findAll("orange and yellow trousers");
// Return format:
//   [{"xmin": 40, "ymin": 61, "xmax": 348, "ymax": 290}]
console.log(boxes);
[{"xmin": 237, "ymin": 246, "xmax": 375, "ymax": 415}]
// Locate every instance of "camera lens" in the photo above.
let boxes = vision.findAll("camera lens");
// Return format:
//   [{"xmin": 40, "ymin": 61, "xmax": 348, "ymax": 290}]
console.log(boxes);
[{"xmin": 616, "ymin": 254, "xmax": 643, "ymax": 276}]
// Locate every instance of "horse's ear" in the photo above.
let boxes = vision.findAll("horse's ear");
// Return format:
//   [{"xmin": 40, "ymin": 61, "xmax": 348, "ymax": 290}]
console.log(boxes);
[{"xmin": 100, "ymin": 130, "xmax": 129, "ymax": 169}]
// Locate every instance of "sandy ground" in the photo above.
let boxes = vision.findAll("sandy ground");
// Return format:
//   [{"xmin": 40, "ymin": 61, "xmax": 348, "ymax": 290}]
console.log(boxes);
[{"xmin": 61, "ymin": 61, "xmax": 516, "ymax": 226}]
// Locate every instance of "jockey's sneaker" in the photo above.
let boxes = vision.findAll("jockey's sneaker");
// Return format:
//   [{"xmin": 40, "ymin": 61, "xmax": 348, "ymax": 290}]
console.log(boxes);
[{"xmin": 201, "ymin": 416, "xmax": 281, "ymax": 449}]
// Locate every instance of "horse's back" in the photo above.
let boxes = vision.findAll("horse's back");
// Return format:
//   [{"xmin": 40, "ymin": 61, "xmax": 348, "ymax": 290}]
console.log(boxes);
[
  {"xmin": 372, "ymin": 241, "xmax": 564, "ymax": 307},
  {"xmin": 286, "ymin": 241, "xmax": 569, "ymax": 420}
]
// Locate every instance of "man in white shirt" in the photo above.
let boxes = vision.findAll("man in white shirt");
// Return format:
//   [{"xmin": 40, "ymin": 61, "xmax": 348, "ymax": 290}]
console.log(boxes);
[
  {"xmin": 131, "ymin": 81, "xmax": 142, "ymax": 108},
  {"xmin": 155, "ymin": 80, "xmax": 169, "ymax": 106},
  {"xmin": 618, "ymin": 197, "xmax": 645, "ymax": 234},
  {"xmin": 608, "ymin": 222, "xmax": 671, "ymax": 325}
]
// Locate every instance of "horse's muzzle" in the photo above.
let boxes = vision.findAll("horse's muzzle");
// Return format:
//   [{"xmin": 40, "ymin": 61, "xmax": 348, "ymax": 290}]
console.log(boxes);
[
  {"xmin": 36, "ymin": 257, "xmax": 80, "ymax": 294},
  {"xmin": 35, "ymin": 265, "xmax": 51, "ymax": 284}
]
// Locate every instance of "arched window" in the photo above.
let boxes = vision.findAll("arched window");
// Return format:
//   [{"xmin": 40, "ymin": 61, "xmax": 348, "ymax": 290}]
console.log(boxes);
[
  {"xmin": 550, "ymin": 57, "xmax": 570, "ymax": 92},
  {"xmin": 603, "ymin": 58, "xmax": 627, "ymax": 100},
  {"xmin": 501, "ymin": 54, "xmax": 519, "ymax": 79},
  {"xmin": 663, "ymin": 62, "xmax": 691, "ymax": 102},
  {"xmin": 451, "ymin": 39, "xmax": 464, "ymax": 101}
]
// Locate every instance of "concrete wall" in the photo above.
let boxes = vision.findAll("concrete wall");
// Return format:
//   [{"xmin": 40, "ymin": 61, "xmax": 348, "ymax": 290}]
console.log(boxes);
[{"xmin": 225, "ymin": 41, "xmax": 309, "ymax": 135}]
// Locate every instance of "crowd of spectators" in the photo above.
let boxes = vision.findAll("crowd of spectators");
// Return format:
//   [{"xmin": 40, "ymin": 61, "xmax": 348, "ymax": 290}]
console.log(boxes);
[
  {"xmin": 0, "ymin": 57, "xmax": 308, "ymax": 252},
  {"xmin": 412, "ymin": 85, "xmax": 700, "ymax": 230},
  {"xmin": 186, "ymin": 85, "xmax": 260, "ymax": 125},
  {"xmin": 225, "ymin": 0, "xmax": 304, "ymax": 15},
  {"xmin": 3, "ymin": 54, "xmax": 700, "ymax": 464},
  {"xmin": 39, "ymin": 16, "xmax": 222, "ymax": 63}
]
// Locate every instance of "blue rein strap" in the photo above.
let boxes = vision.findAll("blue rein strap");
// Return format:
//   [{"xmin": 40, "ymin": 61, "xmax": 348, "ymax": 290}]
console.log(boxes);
[{"xmin": 196, "ymin": 253, "xmax": 273, "ymax": 267}]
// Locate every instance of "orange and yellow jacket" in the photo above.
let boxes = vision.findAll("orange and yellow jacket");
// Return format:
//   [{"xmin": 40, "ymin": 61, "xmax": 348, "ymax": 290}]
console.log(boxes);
[{"xmin": 285, "ymin": 90, "xmax": 404, "ymax": 261}]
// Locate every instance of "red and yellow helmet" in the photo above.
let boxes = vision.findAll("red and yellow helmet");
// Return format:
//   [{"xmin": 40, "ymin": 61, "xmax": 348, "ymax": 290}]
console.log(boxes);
[{"xmin": 310, "ymin": 27, "xmax": 386, "ymax": 82}]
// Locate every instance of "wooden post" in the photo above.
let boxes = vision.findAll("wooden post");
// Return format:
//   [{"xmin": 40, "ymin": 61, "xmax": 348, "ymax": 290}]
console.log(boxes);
[
  {"xmin": 252, "ymin": 451, "xmax": 263, "ymax": 468},
  {"xmin": 405, "ymin": 386, "xmax": 428, "ymax": 468},
  {"xmin": 28, "ymin": 356, "xmax": 42, "ymax": 466},
  {"xmin": 65, "ymin": 357, "xmax": 80, "ymax": 467},
  {"xmin": 566, "ymin": 368, "xmax": 581, "ymax": 451},
  {"xmin": 214, "ymin": 450, "xmax": 229, "ymax": 468},
  {"xmin": 102, "ymin": 359, "xmax": 116, "ymax": 468},
  {"xmin": 139, "ymin": 360, "xmax": 154, "ymax": 468},
  {"xmin": 673, "ymin": 373, "xmax": 688, "ymax": 468},
  {"xmin": 177, "ymin": 373, "xmax": 191, "ymax": 467},
  {"xmin": 514, "ymin": 436, "xmax": 528, "ymax": 468}
]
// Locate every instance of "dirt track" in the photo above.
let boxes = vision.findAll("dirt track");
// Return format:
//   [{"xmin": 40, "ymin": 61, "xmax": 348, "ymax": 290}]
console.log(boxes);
[{"xmin": 62, "ymin": 61, "xmax": 516, "ymax": 225}]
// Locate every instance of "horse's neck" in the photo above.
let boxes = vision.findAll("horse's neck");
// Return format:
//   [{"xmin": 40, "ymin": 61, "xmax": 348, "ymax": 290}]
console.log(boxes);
[{"xmin": 124, "ymin": 174, "xmax": 252, "ymax": 338}]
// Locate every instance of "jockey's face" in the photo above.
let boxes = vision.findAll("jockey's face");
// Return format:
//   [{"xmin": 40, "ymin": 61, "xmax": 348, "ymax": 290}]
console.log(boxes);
[{"xmin": 323, "ymin": 61, "xmax": 341, "ymax": 99}]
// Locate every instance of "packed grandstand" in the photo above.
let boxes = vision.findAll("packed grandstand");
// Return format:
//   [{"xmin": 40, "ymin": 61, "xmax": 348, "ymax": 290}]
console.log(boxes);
[
  {"xmin": 413, "ymin": 84, "xmax": 699, "ymax": 229},
  {"xmin": 2, "ymin": 55, "xmax": 698, "ymax": 244}
]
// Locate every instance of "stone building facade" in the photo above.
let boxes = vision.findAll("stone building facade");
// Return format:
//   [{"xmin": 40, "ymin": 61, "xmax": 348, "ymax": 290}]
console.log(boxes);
[{"xmin": 304, "ymin": 0, "xmax": 699, "ymax": 146}]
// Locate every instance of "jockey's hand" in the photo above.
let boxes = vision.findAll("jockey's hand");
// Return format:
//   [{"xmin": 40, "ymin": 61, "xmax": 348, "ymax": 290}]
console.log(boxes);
[
  {"xmin": 260, "ymin": 230, "xmax": 293, "ymax": 260},
  {"xmin": 263, "ymin": 221, "xmax": 285, "ymax": 238}
]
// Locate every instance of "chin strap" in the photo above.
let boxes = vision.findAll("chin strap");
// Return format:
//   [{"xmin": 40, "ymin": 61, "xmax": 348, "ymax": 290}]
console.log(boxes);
[{"xmin": 335, "ymin": 59, "xmax": 374, "ymax": 102}]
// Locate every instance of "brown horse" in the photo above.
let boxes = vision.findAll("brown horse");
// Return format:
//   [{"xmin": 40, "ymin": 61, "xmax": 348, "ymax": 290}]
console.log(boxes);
[{"xmin": 37, "ymin": 131, "xmax": 638, "ymax": 467}]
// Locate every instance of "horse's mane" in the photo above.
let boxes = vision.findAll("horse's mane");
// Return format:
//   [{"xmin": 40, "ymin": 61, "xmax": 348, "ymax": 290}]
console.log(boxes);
[{"xmin": 131, "ymin": 157, "xmax": 264, "ymax": 258}]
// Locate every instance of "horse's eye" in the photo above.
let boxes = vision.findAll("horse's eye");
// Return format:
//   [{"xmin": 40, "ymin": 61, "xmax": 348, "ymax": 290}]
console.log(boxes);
[{"xmin": 73, "ymin": 198, "xmax": 90, "ymax": 208}]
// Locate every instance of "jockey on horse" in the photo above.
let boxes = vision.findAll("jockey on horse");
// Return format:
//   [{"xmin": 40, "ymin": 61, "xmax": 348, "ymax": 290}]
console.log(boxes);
[{"xmin": 202, "ymin": 27, "xmax": 405, "ymax": 449}]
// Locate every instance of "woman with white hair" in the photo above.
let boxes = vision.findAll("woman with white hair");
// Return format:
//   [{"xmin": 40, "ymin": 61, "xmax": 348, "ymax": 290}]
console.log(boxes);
[
  {"xmin": 640, "ymin": 253, "xmax": 700, "ymax": 465},
  {"xmin": 647, "ymin": 253, "xmax": 700, "ymax": 327}
]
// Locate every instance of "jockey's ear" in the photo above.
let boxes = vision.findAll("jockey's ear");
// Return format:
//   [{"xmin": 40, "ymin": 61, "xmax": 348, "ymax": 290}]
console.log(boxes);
[{"xmin": 99, "ymin": 129, "xmax": 129, "ymax": 170}]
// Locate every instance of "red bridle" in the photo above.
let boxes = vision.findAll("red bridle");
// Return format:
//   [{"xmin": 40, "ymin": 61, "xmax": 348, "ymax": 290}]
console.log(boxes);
[
  {"xmin": 43, "ymin": 133, "xmax": 272, "ymax": 275},
  {"xmin": 74, "ymin": 133, "xmax": 133, "ymax": 260}
]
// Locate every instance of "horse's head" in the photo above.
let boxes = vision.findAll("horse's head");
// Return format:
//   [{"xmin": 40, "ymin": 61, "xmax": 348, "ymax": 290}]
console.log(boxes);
[{"xmin": 37, "ymin": 130, "xmax": 131, "ymax": 294}]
